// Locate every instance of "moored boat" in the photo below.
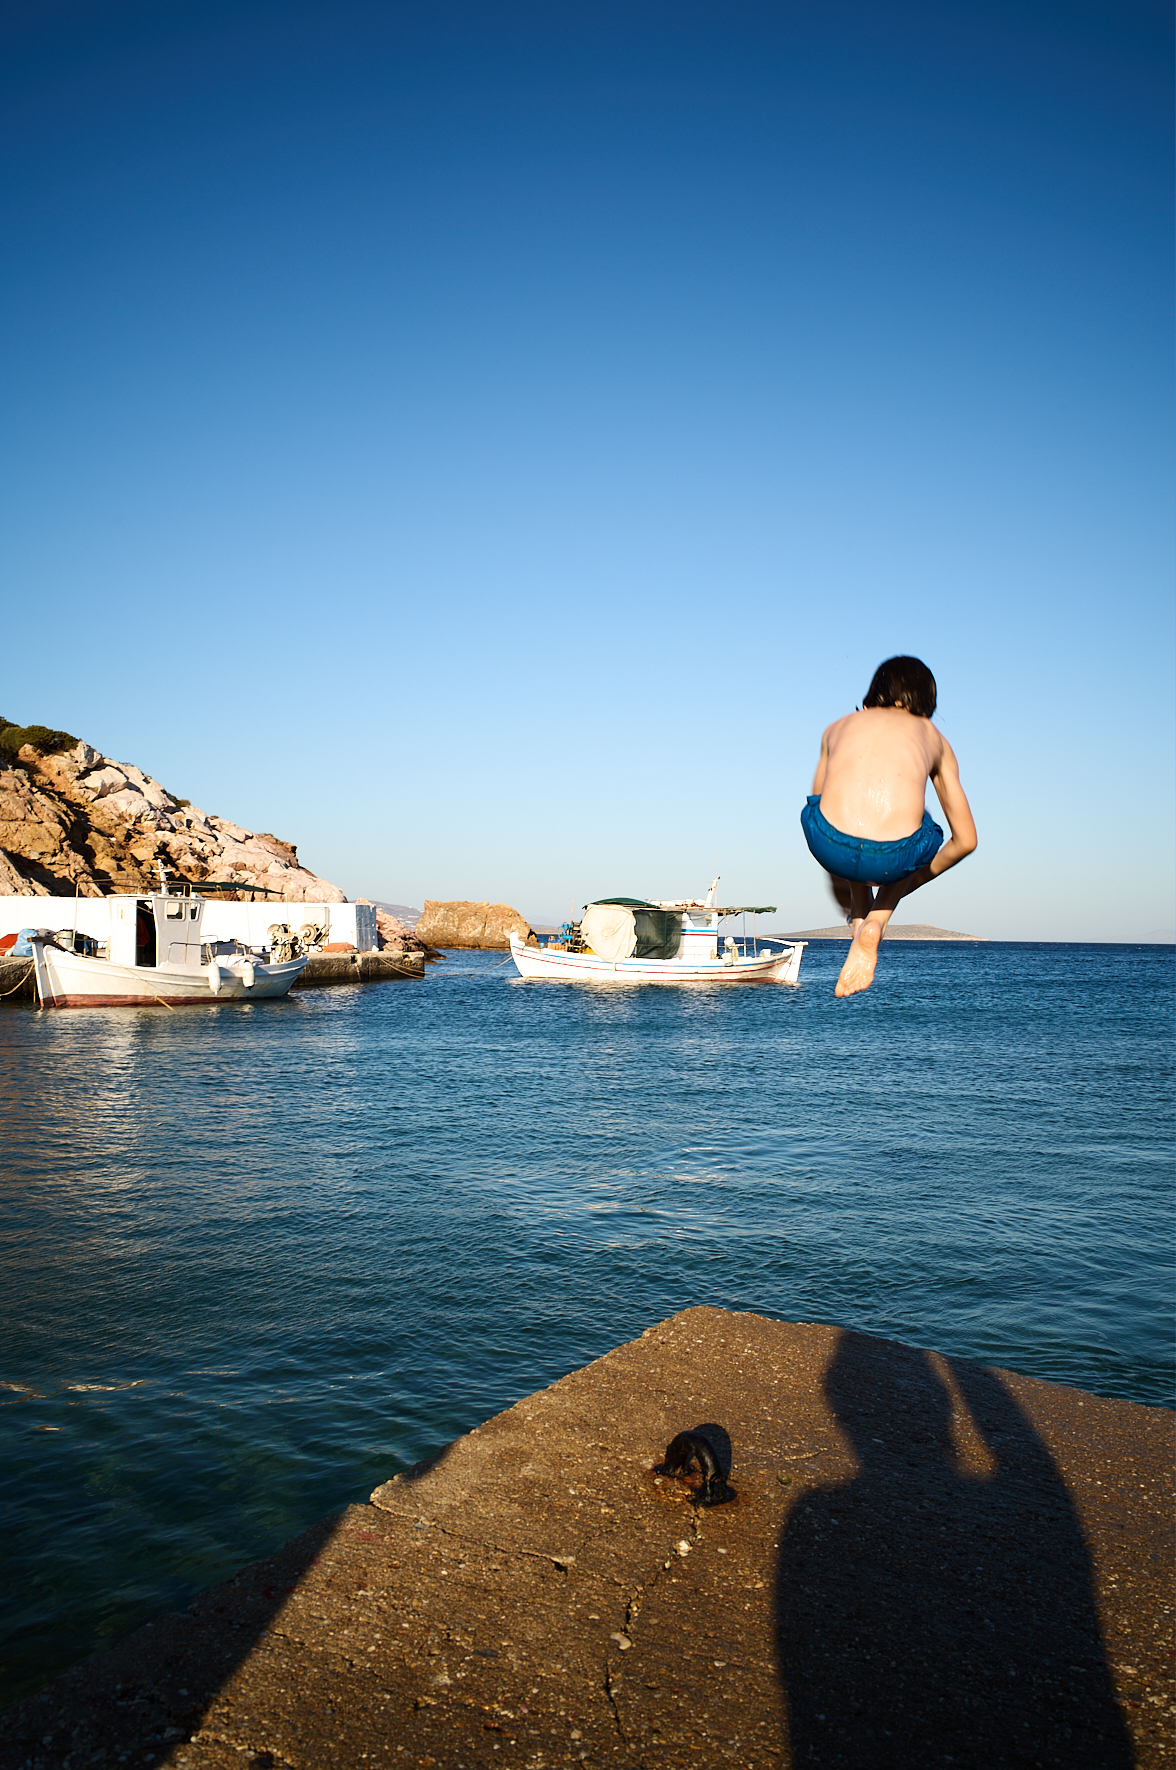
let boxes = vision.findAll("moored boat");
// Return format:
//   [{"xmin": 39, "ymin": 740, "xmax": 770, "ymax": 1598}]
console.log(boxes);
[
  {"xmin": 508, "ymin": 883, "xmax": 805, "ymax": 984},
  {"xmin": 27, "ymin": 886, "xmax": 307, "ymax": 1008}
]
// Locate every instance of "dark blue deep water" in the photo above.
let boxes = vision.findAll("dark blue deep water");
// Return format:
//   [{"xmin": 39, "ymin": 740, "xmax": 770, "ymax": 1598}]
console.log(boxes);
[{"xmin": 1, "ymin": 942, "xmax": 1172, "ymax": 1704}]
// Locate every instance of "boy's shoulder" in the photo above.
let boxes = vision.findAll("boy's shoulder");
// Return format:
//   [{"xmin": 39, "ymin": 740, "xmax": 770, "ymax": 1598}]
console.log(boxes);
[
  {"xmin": 824, "ymin": 708, "xmax": 861, "ymax": 734},
  {"xmin": 827, "ymin": 707, "xmax": 946, "ymax": 749}
]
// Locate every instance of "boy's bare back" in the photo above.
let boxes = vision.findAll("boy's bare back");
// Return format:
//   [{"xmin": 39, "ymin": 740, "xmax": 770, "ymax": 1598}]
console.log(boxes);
[{"xmin": 815, "ymin": 707, "xmax": 964, "ymax": 844}]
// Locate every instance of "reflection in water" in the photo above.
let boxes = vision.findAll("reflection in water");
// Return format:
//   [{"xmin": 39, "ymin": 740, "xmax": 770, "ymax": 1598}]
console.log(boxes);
[{"xmin": 776, "ymin": 1333, "xmax": 1132, "ymax": 1767}]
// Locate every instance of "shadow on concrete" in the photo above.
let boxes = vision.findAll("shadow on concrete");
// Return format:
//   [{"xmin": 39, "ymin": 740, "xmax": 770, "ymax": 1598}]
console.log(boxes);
[
  {"xmin": 774, "ymin": 1331, "xmax": 1131, "ymax": 1769},
  {"xmin": 0, "ymin": 1433, "xmax": 466, "ymax": 1767},
  {"xmin": 0, "ymin": 1513, "xmax": 343, "ymax": 1769}
]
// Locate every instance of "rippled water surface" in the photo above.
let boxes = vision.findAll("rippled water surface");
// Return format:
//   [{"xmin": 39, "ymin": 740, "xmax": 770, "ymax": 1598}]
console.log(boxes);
[{"xmin": 1, "ymin": 942, "xmax": 1172, "ymax": 1703}]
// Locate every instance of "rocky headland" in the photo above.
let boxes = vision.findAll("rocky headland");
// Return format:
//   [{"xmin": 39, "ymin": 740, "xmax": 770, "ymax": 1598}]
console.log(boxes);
[{"xmin": 0, "ymin": 719, "xmax": 345, "ymax": 902}]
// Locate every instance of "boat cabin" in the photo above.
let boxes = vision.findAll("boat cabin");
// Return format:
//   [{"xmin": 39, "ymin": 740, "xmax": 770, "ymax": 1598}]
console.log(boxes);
[{"xmin": 109, "ymin": 891, "xmax": 206, "ymax": 969}]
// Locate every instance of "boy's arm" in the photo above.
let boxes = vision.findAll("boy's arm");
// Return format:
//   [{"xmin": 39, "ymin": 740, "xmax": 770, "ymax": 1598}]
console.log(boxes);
[{"xmin": 927, "ymin": 735, "xmax": 977, "ymax": 876}]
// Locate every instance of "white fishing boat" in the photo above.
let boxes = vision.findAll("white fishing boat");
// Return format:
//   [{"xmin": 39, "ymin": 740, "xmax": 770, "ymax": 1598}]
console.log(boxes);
[
  {"xmin": 27, "ymin": 885, "xmax": 307, "ymax": 1008},
  {"xmin": 508, "ymin": 883, "xmax": 805, "ymax": 984}
]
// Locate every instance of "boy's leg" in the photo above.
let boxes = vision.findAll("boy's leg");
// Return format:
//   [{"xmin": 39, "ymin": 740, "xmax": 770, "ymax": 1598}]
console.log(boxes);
[
  {"xmin": 847, "ymin": 881, "xmax": 874, "ymax": 930},
  {"xmin": 828, "ymin": 875, "xmax": 875, "ymax": 923},
  {"xmin": 834, "ymin": 865, "xmax": 933, "ymax": 998}
]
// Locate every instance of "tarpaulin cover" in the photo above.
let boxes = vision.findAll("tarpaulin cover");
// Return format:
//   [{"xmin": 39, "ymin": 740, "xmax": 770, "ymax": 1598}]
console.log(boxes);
[
  {"xmin": 584, "ymin": 899, "xmax": 683, "ymax": 962},
  {"xmin": 581, "ymin": 903, "xmax": 637, "ymax": 963}
]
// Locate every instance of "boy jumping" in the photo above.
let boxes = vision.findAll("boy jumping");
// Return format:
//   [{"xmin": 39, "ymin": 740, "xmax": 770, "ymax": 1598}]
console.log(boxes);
[{"xmin": 801, "ymin": 656, "xmax": 977, "ymax": 998}]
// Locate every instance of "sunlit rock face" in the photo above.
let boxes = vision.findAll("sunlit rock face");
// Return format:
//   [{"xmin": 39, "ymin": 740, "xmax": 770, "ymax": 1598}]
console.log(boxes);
[
  {"xmin": 0, "ymin": 738, "xmax": 345, "ymax": 901},
  {"xmin": 415, "ymin": 900, "xmax": 538, "ymax": 949}
]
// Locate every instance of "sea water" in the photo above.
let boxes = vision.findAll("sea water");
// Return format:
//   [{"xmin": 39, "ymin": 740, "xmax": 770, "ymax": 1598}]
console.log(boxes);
[{"xmin": 0, "ymin": 942, "xmax": 1171, "ymax": 1703}]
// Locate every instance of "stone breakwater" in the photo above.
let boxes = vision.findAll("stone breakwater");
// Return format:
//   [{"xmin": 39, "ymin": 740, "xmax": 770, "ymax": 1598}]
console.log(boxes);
[
  {"xmin": 0, "ymin": 1309, "xmax": 1170, "ymax": 1769},
  {"xmin": 415, "ymin": 899, "xmax": 539, "ymax": 949},
  {"xmin": 0, "ymin": 736, "xmax": 343, "ymax": 903}
]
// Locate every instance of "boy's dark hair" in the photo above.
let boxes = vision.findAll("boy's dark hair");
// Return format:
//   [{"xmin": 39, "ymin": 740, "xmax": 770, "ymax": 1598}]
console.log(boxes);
[{"xmin": 863, "ymin": 656, "xmax": 937, "ymax": 719}]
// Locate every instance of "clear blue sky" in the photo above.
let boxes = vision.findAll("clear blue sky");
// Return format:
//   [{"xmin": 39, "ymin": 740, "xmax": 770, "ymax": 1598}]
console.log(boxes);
[{"xmin": 3, "ymin": 0, "xmax": 1171, "ymax": 938}]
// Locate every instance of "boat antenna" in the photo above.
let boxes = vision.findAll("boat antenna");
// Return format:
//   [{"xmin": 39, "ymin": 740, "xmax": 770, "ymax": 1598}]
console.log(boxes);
[{"xmin": 157, "ymin": 859, "xmax": 170, "ymax": 894}]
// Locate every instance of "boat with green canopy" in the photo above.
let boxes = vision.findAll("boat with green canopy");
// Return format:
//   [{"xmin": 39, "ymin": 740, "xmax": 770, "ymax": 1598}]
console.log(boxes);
[{"xmin": 508, "ymin": 880, "xmax": 805, "ymax": 983}]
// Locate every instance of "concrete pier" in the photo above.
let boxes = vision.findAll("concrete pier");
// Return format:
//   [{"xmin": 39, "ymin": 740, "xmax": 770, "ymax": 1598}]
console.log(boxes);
[
  {"xmin": 0, "ymin": 1308, "xmax": 1171, "ymax": 1769},
  {"xmin": 293, "ymin": 950, "xmax": 425, "ymax": 986},
  {"xmin": 0, "ymin": 948, "xmax": 424, "ymax": 1005},
  {"xmin": 0, "ymin": 954, "xmax": 35, "ymax": 1002}
]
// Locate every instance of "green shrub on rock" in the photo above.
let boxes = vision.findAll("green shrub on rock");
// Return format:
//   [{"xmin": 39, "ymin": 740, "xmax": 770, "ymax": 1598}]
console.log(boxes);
[{"xmin": 0, "ymin": 722, "xmax": 81, "ymax": 768}]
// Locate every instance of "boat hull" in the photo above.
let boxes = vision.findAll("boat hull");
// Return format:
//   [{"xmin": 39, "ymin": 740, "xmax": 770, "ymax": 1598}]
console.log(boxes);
[
  {"xmin": 508, "ymin": 934, "xmax": 804, "ymax": 984},
  {"xmin": 30, "ymin": 943, "xmax": 307, "ymax": 1008}
]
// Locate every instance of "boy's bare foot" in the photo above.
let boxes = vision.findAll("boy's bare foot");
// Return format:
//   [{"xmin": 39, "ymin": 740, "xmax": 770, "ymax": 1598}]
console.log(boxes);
[{"xmin": 835, "ymin": 920, "xmax": 883, "ymax": 997}]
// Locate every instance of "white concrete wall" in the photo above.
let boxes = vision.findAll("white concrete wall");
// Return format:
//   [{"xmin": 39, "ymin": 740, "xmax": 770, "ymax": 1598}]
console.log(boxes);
[
  {"xmin": 0, "ymin": 896, "xmax": 118, "ymax": 942},
  {"xmin": 0, "ymin": 896, "xmax": 375, "ymax": 951},
  {"xmin": 200, "ymin": 900, "xmax": 375, "ymax": 950}
]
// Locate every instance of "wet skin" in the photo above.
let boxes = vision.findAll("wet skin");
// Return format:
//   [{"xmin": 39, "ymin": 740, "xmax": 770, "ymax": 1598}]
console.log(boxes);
[{"xmin": 811, "ymin": 706, "xmax": 977, "ymax": 997}]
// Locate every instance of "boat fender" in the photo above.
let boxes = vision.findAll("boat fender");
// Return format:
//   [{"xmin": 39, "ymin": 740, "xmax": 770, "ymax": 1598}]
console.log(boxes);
[
  {"xmin": 207, "ymin": 961, "xmax": 222, "ymax": 996},
  {"xmin": 655, "ymin": 1429, "xmax": 735, "ymax": 1507},
  {"xmin": 241, "ymin": 960, "xmax": 256, "ymax": 990}
]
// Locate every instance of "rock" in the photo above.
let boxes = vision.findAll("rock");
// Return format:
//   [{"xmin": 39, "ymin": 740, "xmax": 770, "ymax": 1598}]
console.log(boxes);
[
  {"xmin": 0, "ymin": 845, "xmax": 41, "ymax": 893},
  {"xmin": 415, "ymin": 900, "xmax": 539, "ymax": 949},
  {"xmin": 104, "ymin": 787, "xmax": 151, "ymax": 819},
  {"xmin": 77, "ymin": 765, "xmax": 129, "ymax": 799},
  {"xmin": 375, "ymin": 908, "xmax": 406, "ymax": 941},
  {"xmin": 375, "ymin": 908, "xmax": 408, "ymax": 949},
  {"xmin": 371, "ymin": 907, "xmax": 436, "ymax": 959}
]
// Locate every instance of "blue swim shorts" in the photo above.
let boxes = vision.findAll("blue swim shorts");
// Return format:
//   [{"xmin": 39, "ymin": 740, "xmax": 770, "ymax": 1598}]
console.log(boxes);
[{"xmin": 800, "ymin": 795, "xmax": 944, "ymax": 885}]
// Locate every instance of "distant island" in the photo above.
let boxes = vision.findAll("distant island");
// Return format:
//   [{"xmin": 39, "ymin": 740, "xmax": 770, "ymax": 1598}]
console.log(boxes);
[
  {"xmin": 375, "ymin": 901, "xmax": 422, "ymax": 929},
  {"xmin": 776, "ymin": 923, "xmax": 984, "ymax": 941}
]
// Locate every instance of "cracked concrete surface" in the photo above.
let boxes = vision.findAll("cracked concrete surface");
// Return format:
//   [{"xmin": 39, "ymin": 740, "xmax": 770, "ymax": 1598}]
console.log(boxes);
[{"xmin": 1, "ymin": 1308, "xmax": 1171, "ymax": 1769}]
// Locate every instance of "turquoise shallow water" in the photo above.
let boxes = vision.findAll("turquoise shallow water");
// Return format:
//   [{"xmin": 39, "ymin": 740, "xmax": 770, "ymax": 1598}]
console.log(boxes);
[{"xmin": 0, "ymin": 941, "xmax": 1172, "ymax": 1704}]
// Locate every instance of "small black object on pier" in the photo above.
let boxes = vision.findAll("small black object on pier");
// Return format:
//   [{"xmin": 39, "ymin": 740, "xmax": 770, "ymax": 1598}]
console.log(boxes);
[{"xmin": 657, "ymin": 1427, "xmax": 736, "ymax": 1507}]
